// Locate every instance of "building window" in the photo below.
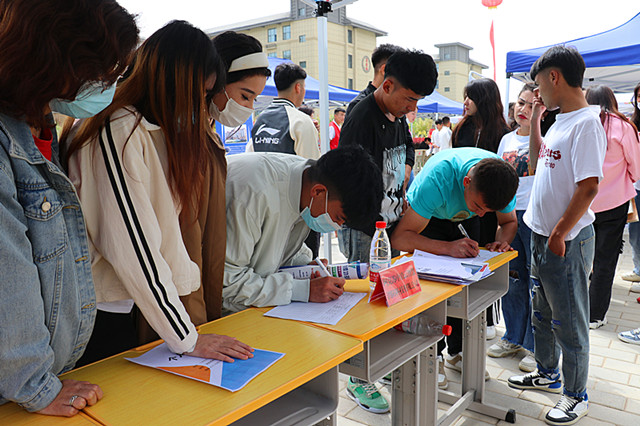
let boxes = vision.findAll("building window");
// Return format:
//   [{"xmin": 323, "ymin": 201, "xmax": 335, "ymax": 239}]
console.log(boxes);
[
  {"xmin": 348, "ymin": 78, "xmax": 353, "ymax": 90},
  {"xmin": 444, "ymin": 87, "xmax": 450, "ymax": 92},
  {"xmin": 348, "ymin": 54, "xmax": 353, "ymax": 69},
  {"xmin": 298, "ymin": 7, "xmax": 306, "ymax": 17},
  {"xmin": 299, "ymin": 34, "xmax": 306, "ymax": 43},
  {"xmin": 444, "ymin": 53, "xmax": 451, "ymax": 60},
  {"xmin": 283, "ymin": 25, "xmax": 291, "ymax": 41},
  {"xmin": 283, "ymin": 50, "xmax": 291, "ymax": 60},
  {"xmin": 268, "ymin": 28, "xmax": 277, "ymax": 43},
  {"xmin": 267, "ymin": 52, "xmax": 277, "ymax": 58},
  {"xmin": 299, "ymin": 61, "xmax": 306, "ymax": 68},
  {"xmin": 347, "ymin": 29, "xmax": 353, "ymax": 43},
  {"xmin": 436, "ymin": 81, "xmax": 439, "ymax": 89},
  {"xmin": 444, "ymin": 70, "xmax": 450, "ymax": 76}
]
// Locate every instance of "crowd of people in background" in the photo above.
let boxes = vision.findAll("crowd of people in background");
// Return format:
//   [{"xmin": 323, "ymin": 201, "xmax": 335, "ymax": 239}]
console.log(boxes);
[{"xmin": 2, "ymin": 2, "xmax": 640, "ymax": 426}]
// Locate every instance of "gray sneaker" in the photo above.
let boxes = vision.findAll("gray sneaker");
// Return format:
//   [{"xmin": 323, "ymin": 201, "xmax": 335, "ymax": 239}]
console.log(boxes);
[{"xmin": 487, "ymin": 340, "xmax": 522, "ymax": 358}]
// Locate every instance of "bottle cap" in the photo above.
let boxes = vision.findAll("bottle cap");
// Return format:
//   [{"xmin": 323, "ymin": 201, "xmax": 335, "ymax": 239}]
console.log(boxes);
[
  {"xmin": 442, "ymin": 324, "xmax": 453, "ymax": 336},
  {"xmin": 375, "ymin": 221, "xmax": 387, "ymax": 229}
]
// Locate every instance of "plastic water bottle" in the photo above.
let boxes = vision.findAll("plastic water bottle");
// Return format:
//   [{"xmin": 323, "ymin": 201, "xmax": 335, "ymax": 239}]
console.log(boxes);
[
  {"xmin": 369, "ymin": 221, "xmax": 391, "ymax": 291},
  {"xmin": 395, "ymin": 316, "xmax": 453, "ymax": 337}
]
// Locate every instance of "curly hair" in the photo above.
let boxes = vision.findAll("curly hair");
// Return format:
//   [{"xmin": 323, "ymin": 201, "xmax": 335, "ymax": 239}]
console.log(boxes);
[{"xmin": 0, "ymin": 0, "xmax": 138, "ymax": 127}]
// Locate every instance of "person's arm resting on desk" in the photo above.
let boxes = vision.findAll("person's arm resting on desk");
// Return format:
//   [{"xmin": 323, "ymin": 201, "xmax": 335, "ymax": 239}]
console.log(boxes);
[
  {"xmin": 485, "ymin": 209, "xmax": 518, "ymax": 252},
  {"xmin": 390, "ymin": 207, "xmax": 479, "ymax": 258}
]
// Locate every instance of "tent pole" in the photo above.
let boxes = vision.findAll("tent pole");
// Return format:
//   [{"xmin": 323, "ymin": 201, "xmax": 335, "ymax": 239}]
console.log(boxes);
[{"xmin": 504, "ymin": 73, "xmax": 511, "ymax": 120}]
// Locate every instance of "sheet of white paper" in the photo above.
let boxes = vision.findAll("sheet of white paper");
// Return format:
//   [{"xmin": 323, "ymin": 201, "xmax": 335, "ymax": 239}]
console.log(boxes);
[
  {"xmin": 412, "ymin": 248, "xmax": 502, "ymax": 265},
  {"xmin": 264, "ymin": 291, "xmax": 367, "ymax": 325},
  {"xmin": 125, "ymin": 343, "xmax": 284, "ymax": 392}
]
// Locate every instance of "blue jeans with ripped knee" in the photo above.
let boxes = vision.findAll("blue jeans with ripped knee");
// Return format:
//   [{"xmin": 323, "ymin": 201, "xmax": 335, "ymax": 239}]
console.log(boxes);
[{"xmin": 530, "ymin": 225, "xmax": 594, "ymax": 399}]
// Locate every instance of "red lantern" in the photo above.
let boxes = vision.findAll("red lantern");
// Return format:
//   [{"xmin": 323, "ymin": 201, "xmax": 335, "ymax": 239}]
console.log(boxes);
[{"xmin": 482, "ymin": 0, "xmax": 503, "ymax": 9}]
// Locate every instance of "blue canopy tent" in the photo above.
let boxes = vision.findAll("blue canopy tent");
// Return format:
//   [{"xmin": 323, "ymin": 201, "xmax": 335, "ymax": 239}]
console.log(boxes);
[
  {"xmin": 417, "ymin": 90, "xmax": 464, "ymax": 114},
  {"xmin": 506, "ymin": 12, "xmax": 640, "ymax": 93}
]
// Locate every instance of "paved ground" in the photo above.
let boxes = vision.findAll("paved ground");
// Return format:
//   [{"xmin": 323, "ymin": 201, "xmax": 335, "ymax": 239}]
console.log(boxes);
[{"xmin": 320, "ymin": 227, "xmax": 640, "ymax": 425}]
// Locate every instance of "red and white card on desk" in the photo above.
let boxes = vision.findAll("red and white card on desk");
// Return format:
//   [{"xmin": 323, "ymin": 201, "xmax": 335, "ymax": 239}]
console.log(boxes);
[{"xmin": 369, "ymin": 260, "xmax": 421, "ymax": 306}]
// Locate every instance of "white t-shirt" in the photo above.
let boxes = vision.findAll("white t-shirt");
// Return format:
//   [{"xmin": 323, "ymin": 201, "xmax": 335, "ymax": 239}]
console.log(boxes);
[
  {"xmin": 524, "ymin": 106, "xmax": 606, "ymax": 240},
  {"xmin": 439, "ymin": 126, "xmax": 452, "ymax": 150},
  {"xmin": 497, "ymin": 130, "xmax": 535, "ymax": 210},
  {"xmin": 431, "ymin": 128, "xmax": 441, "ymax": 150}
]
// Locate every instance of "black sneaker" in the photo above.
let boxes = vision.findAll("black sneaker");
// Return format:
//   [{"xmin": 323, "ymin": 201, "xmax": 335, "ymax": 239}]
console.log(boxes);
[
  {"xmin": 545, "ymin": 394, "xmax": 589, "ymax": 425},
  {"xmin": 508, "ymin": 370, "xmax": 562, "ymax": 393}
]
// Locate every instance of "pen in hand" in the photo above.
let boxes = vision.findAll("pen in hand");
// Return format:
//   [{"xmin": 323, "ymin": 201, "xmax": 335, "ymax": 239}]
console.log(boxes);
[
  {"xmin": 315, "ymin": 257, "xmax": 331, "ymax": 277},
  {"xmin": 457, "ymin": 223, "xmax": 471, "ymax": 239}
]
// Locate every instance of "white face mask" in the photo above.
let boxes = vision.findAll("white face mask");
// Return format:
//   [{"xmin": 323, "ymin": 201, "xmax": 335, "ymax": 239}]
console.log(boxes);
[{"xmin": 211, "ymin": 90, "xmax": 254, "ymax": 127}]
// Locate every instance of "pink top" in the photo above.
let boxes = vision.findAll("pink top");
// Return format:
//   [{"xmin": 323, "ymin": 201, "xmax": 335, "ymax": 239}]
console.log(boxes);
[{"xmin": 591, "ymin": 113, "xmax": 640, "ymax": 213}]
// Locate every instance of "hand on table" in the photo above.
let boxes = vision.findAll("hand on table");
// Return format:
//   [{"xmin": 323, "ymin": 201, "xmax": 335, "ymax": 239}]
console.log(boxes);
[
  {"xmin": 485, "ymin": 241, "xmax": 513, "ymax": 252},
  {"xmin": 36, "ymin": 379, "xmax": 103, "ymax": 417},
  {"xmin": 309, "ymin": 272, "xmax": 345, "ymax": 302},
  {"xmin": 188, "ymin": 334, "xmax": 254, "ymax": 362}
]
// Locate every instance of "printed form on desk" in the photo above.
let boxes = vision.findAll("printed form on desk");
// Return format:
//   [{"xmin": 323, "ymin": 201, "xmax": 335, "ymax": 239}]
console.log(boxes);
[
  {"xmin": 264, "ymin": 292, "xmax": 367, "ymax": 325},
  {"xmin": 396, "ymin": 250, "xmax": 495, "ymax": 285}
]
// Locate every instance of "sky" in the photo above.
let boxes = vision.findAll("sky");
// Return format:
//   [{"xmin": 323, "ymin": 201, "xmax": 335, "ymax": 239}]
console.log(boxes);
[{"xmin": 117, "ymin": 0, "xmax": 639, "ymax": 101}]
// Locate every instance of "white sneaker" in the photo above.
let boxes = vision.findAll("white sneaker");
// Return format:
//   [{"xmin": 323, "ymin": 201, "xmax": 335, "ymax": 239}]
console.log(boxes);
[
  {"xmin": 486, "ymin": 325, "xmax": 496, "ymax": 340},
  {"xmin": 487, "ymin": 340, "xmax": 522, "ymax": 358},
  {"xmin": 519, "ymin": 351, "xmax": 537, "ymax": 372},
  {"xmin": 445, "ymin": 352, "xmax": 490, "ymax": 380},
  {"xmin": 545, "ymin": 394, "xmax": 588, "ymax": 425},
  {"xmin": 438, "ymin": 356, "xmax": 448, "ymax": 389},
  {"xmin": 621, "ymin": 271, "xmax": 640, "ymax": 282},
  {"xmin": 631, "ymin": 283, "xmax": 640, "ymax": 293},
  {"xmin": 589, "ymin": 318, "xmax": 607, "ymax": 329},
  {"xmin": 618, "ymin": 328, "xmax": 640, "ymax": 345}
]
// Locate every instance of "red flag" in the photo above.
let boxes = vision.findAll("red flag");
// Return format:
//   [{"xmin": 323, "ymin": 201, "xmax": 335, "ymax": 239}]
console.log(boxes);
[{"xmin": 490, "ymin": 20, "xmax": 497, "ymax": 80}]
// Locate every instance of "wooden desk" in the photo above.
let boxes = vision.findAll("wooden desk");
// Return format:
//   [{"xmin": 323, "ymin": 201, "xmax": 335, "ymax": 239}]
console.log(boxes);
[
  {"xmin": 0, "ymin": 402, "xmax": 98, "ymax": 425},
  {"xmin": 61, "ymin": 309, "xmax": 362, "ymax": 426}
]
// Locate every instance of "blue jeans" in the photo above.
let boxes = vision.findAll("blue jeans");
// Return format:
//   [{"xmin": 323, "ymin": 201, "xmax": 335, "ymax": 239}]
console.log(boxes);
[
  {"xmin": 628, "ymin": 190, "xmax": 640, "ymax": 275},
  {"xmin": 530, "ymin": 225, "xmax": 594, "ymax": 399},
  {"xmin": 338, "ymin": 227, "xmax": 373, "ymax": 263},
  {"xmin": 500, "ymin": 210, "xmax": 534, "ymax": 351}
]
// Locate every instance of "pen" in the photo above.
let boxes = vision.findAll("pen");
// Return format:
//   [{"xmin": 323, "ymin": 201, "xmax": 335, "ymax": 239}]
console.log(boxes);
[
  {"xmin": 315, "ymin": 257, "xmax": 331, "ymax": 277},
  {"xmin": 458, "ymin": 223, "xmax": 471, "ymax": 239}
]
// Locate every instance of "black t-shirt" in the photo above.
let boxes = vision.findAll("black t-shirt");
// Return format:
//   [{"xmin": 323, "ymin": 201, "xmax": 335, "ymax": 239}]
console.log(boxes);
[{"xmin": 339, "ymin": 93, "xmax": 408, "ymax": 234}]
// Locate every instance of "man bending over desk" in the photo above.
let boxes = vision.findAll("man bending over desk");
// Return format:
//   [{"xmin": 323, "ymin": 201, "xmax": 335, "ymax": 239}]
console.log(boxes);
[
  {"xmin": 390, "ymin": 147, "xmax": 519, "ymax": 388},
  {"xmin": 222, "ymin": 146, "xmax": 383, "ymax": 314}
]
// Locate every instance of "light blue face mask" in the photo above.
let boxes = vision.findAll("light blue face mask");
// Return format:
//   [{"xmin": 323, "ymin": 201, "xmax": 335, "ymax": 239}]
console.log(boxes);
[
  {"xmin": 49, "ymin": 82, "xmax": 116, "ymax": 118},
  {"xmin": 301, "ymin": 190, "xmax": 342, "ymax": 233}
]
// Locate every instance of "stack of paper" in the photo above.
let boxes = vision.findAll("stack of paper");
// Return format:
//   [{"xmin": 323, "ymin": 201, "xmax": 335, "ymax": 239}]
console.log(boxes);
[{"xmin": 398, "ymin": 250, "xmax": 495, "ymax": 285}]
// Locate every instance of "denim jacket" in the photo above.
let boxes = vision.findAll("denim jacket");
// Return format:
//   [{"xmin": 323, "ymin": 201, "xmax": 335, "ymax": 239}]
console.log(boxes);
[{"xmin": 0, "ymin": 112, "xmax": 96, "ymax": 412}]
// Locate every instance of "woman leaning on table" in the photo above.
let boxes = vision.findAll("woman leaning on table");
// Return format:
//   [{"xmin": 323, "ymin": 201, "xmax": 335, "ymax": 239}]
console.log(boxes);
[
  {"xmin": 65, "ymin": 21, "xmax": 254, "ymax": 365},
  {"xmin": 177, "ymin": 30, "xmax": 271, "ymax": 323},
  {"xmin": 0, "ymin": 0, "xmax": 137, "ymax": 416}
]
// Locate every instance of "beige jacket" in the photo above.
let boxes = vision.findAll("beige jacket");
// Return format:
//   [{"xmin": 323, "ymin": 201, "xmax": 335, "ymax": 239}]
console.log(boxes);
[{"xmin": 68, "ymin": 107, "xmax": 200, "ymax": 354}]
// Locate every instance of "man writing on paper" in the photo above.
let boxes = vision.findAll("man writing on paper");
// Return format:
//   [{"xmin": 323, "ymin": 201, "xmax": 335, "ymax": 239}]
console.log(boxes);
[
  {"xmin": 222, "ymin": 146, "xmax": 383, "ymax": 314},
  {"xmin": 390, "ymin": 147, "xmax": 519, "ymax": 389}
]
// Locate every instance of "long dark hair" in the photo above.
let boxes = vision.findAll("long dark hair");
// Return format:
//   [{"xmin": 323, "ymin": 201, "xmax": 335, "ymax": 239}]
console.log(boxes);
[
  {"xmin": 0, "ymin": 0, "xmax": 138, "ymax": 128},
  {"xmin": 452, "ymin": 78, "xmax": 508, "ymax": 152},
  {"xmin": 632, "ymin": 82, "xmax": 640, "ymax": 130},
  {"xmin": 67, "ymin": 20, "xmax": 223, "ymax": 218},
  {"xmin": 585, "ymin": 84, "xmax": 639, "ymax": 142}
]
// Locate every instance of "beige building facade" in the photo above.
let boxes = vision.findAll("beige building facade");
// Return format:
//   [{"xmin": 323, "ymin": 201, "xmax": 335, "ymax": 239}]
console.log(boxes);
[
  {"xmin": 207, "ymin": 0, "xmax": 385, "ymax": 91},
  {"xmin": 434, "ymin": 42, "xmax": 488, "ymax": 103}
]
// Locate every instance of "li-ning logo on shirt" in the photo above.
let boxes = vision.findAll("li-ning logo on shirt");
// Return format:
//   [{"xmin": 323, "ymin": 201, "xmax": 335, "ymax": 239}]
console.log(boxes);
[{"xmin": 255, "ymin": 124, "xmax": 280, "ymax": 136}]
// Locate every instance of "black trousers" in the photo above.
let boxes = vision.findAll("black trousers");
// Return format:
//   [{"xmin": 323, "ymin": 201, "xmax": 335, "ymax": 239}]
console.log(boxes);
[
  {"xmin": 421, "ymin": 216, "xmax": 480, "ymax": 356},
  {"xmin": 76, "ymin": 309, "xmax": 138, "ymax": 367},
  {"xmin": 589, "ymin": 201, "xmax": 629, "ymax": 322},
  {"xmin": 305, "ymin": 230, "xmax": 321, "ymax": 259}
]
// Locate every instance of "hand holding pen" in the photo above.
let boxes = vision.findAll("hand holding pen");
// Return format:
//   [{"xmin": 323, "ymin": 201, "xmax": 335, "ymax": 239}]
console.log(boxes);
[
  {"xmin": 308, "ymin": 257, "xmax": 345, "ymax": 302},
  {"xmin": 449, "ymin": 223, "xmax": 479, "ymax": 258}
]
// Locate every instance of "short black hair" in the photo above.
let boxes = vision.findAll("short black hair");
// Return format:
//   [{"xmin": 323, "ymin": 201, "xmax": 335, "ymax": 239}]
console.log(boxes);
[
  {"xmin": 307, "ymin": 146, "xmax": 383, "ymax": 230},
  {"xmin": 213, "ymin": 31, "xmax": 271, "ymax": 85},
  {"xmin": 371, "ymin": 44, "xmax": 403, "ymax": 70},
  {"xmin": 298, "ymin": 105, "xmax": 314, "ymax": 116},
  {"xmin": 530, "ymin": 45, "xmax": 585, "ymax": 88},
  {"xmin": 435, "ymin": 119, "xmax": 443, "ymax": 125},
  {"xmin": 442, "ymin": 116, "xmax": 450, "ymax": 125},
  {"xmin": 384, "ymin": 49, "xmax": 438, "ymax": 96},
  {"xmin": 470, "ymin": 158, "xmax": 518, "ymax": 211},
  {"xmin": 334, "ymin": 107, "xmax": 346, "ymax": 114},
  {"xmin": 274, "ymin": 62, "xmax": 306, "ymax": 91}
]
